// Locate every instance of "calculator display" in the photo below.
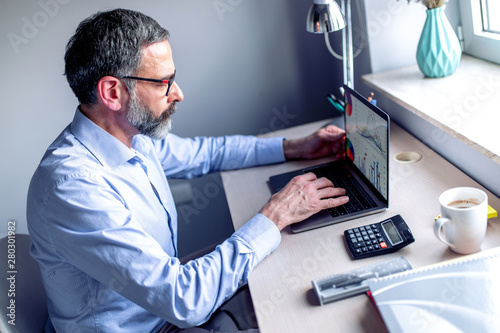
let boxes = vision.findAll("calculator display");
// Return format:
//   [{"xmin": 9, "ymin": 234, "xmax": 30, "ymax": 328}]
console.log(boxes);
[{"xmin": 381, "ymin": 220, "xmax": 403, "ymax": 245}]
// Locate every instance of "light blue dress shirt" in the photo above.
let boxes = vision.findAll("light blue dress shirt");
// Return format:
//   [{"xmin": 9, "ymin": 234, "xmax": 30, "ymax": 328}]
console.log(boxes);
[{"xmin": 27, "ymin": 109, "xmax": 285, "ymax": 332}]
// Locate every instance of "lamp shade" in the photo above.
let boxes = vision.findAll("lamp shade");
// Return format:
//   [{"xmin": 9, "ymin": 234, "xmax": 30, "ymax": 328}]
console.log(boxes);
[{"xmin": 306, "ymin": 0, "xmax": 346, "ymax": 34}]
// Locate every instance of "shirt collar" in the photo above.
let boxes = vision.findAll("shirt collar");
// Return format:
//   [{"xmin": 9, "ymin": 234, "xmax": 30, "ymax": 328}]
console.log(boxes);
[{"xmin": 70, "ymin": 108, "xmax": 147, "ymax": 169}]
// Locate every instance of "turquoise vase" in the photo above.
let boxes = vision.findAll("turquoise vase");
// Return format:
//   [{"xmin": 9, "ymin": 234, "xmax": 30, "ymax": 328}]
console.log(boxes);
[{"xmin": 416, "ymin": 5, "xmax": 461, "ymax": 78}]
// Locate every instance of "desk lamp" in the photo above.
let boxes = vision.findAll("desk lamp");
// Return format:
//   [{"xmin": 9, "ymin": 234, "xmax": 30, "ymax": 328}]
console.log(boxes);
[{"xmin": 306, "ymin": 0, "xmax": 354, "ymax": 112}]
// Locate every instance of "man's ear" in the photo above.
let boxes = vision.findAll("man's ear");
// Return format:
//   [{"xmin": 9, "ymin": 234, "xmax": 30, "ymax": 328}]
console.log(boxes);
[{"xmin": 97, "ymin": 76, "xmax": 127, "ymax": 111}]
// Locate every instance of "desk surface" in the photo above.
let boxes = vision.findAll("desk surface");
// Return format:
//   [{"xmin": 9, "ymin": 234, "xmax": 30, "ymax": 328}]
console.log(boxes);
[{"xmin": 220, "ymin": 119, "xmax": 500, "ymax": 333}]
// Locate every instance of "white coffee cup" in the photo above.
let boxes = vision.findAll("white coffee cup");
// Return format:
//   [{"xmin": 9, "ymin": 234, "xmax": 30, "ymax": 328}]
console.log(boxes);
[{"xmin": 434, "ymin": 187, "xmax": 488, "ymax": 254}]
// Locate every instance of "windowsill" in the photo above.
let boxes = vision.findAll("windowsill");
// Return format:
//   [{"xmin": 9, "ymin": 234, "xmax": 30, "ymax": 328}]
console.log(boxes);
[{"xmin": 362, "ymin": 54, "xmax": 500, "ymax": 165}]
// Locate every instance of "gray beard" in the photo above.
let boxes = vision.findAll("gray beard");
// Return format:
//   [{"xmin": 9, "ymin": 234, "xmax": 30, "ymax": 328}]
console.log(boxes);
[{"xmin": 126, "ymin": 90, "xmax": 175, "ymax": 140}]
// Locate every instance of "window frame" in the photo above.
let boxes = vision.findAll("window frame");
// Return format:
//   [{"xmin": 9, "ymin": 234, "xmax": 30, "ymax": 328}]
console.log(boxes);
[{"xmin": 459, "ymin": 0, "xmax": 500, "ymax": 64}]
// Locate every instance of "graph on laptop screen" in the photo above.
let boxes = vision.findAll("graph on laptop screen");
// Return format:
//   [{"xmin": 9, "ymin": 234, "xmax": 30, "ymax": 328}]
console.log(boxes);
[{"xmin": 345, "ymin": 92, "xmax": 388, "ymax": 200}]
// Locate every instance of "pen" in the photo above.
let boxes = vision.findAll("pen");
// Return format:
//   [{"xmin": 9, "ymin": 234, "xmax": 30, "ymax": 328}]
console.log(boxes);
[{"xmin": 325, "ymin": 271, "xmax": 377, "ymax": 289}]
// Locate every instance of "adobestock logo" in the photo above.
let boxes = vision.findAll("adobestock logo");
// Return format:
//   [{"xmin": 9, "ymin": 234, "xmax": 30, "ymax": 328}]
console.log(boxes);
[
  {"xmin": 212, "ymin": 0, "xmax": 244, "ymax": 22},
  {"xmin": 7, "ymin": 0, "xmax": 72, "ymax": 54}
]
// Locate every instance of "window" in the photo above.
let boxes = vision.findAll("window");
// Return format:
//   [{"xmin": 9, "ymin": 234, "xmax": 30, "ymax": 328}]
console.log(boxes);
[
  {"xmin": 481, "ymin": 0, "xmax": 500, "ymax": 33},
  {"xmin": 459, "ymin": 0, "xmax": 500, "ymax": 64}
]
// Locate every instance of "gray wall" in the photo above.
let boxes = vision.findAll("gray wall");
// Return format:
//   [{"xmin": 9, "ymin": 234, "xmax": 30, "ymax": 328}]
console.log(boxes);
[{"xmin": 0, "ymin": 0, "xmax": 351, "ymax": 237}]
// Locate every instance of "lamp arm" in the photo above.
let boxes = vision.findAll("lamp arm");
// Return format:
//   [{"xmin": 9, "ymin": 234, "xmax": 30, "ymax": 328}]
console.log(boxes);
[
  {"xmin": 324, "ymin": 32, "xmax": 343, "ymax": 60},
  {"xmin": 322, "ymin": 0, "xmax": 366, "ymax": 61},
  {"xmin": 324, "ymin": 32, "xmax": 364, "ymax": 60},
  {"xmin": 343, "ymin": 0, "xmax": 353, "ymax": 87}
]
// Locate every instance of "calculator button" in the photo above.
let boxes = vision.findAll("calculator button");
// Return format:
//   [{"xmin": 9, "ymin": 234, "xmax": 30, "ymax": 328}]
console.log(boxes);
[
  {"xmin": 353, "ymin": 242, "xmax": 364, "ymax": 249},
  {"xmin": 374, "ymin": 244, "xmax": 380, "ymax": 250},
  {"xmin": 357, "ymin": 237, "xmax": 364, "ymax": 242},
  {"xmin": 367, "ymin": 245, "xmax": 374, "ymax": 251},
  {"xmin": 355, "ymin": 249, "xmax": 362, "ymax": 255},
  {"xmin": 348, "ymin": 229, "xmax": 354, "ymax": 235},
  {"xmin": 361, "ymin": 247, "xmax": 368, "ymax": 252},
  {"xmin": 380, "ymin": 242, "xmax": 388, "ymax": 249}
]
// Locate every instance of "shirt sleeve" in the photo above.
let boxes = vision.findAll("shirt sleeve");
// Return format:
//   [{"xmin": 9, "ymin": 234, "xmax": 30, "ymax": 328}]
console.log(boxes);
[
  {"xmin": 43, "ymin": 173, "xmax": 281, "ymax": 328},
  {"xmin": 149, "ymin": 134, "xmax": 286, "ymax": 178}
]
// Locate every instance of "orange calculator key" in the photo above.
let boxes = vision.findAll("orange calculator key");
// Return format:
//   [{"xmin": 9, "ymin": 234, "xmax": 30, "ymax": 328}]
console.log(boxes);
[{"xmin": 380, "ymin": 242, "xmax": 387, "ymax": 249}]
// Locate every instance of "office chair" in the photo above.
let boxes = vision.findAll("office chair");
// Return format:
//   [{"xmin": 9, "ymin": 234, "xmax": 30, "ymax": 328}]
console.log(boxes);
[{"xmin": 0, "ymin": 234, "xmax": 48, "ymax": 333}]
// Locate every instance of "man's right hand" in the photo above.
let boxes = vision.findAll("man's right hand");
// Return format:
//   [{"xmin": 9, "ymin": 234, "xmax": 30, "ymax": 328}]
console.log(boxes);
[{"xmin": 259, "ymin": 172, "xmax": 349, "ymax": 231}]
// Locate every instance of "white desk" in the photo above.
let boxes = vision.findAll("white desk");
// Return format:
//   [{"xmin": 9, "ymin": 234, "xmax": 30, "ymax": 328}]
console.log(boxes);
[{"xmin": 221, "ymin": 119, "xmax": 500, "ymax": 333}]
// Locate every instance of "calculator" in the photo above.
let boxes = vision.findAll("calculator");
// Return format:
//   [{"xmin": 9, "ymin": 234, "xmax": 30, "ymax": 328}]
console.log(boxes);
[{"xmin": 344, "ymin": 214, "xmax": 414, "ymax": 259}]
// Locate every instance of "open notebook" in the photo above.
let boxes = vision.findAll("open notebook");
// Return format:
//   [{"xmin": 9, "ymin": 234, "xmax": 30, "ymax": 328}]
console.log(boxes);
[{"xmin": 367, "ymin": 247, "xmax": 500, "ymax": 333}]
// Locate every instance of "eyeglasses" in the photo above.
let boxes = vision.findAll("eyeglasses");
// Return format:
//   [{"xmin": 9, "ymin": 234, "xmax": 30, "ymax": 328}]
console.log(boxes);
[{"xmin": 120, "ymin": 70, "xmax": 176, "ymax": 96}]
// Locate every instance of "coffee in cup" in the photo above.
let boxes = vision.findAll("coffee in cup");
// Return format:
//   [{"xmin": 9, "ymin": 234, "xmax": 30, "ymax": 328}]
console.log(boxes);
[{"xmin": 447, "ymin": 199, "xmax": 479, "ymax": 209}]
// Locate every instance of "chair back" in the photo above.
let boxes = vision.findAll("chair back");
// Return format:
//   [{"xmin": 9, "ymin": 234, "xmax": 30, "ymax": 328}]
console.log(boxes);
[{"xmin": 0, "ymin": 234, "xmax": 48, "ymax": 333}]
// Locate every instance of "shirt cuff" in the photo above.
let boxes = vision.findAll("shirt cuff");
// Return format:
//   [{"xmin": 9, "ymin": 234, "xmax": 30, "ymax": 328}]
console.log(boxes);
[
  {"xmin": 234, "ymin": 213, "xmax": 281, "ymax": 262},
  {"xmin": 255, "ymin": 137, "xmax": 286, "ymax": 165}
]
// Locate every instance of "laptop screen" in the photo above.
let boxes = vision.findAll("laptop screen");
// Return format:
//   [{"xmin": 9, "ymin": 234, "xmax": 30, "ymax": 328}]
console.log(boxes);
[{"xmin": 344, "ymin": 87, "xmax": 389, "ymax": 201}]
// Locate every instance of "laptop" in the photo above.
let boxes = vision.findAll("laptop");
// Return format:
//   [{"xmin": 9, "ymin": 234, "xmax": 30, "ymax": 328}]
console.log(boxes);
[{"xmin": 269, "ymin": 85, "xmax": 390, "ymax": 233}]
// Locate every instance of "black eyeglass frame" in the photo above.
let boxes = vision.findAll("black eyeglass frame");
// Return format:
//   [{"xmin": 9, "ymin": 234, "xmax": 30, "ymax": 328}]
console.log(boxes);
[{"xmin": 120, "ymin": 70, "xmax": 176, "ymax": 96}]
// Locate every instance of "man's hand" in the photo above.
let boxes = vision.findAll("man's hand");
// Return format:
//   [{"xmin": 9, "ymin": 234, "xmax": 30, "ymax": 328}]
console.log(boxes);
[
  {"xmin": 283, "ymin": 125, "xmax": 345, "ymax": 161},
  {"xmin": 260, "ymin": 173, "xmax": 349, "ymax": 231}
]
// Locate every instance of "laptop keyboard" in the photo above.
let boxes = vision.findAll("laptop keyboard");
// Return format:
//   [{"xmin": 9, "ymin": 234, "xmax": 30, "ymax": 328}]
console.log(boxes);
[{"xmin": 309, "ymin": 166, "xmax": 377, "ymax": 218}]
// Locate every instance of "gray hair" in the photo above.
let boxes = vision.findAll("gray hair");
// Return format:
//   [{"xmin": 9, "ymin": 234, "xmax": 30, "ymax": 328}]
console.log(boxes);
[{"xmin": 64, "ymin": 9, "xmax": 170, "ymax": 105}]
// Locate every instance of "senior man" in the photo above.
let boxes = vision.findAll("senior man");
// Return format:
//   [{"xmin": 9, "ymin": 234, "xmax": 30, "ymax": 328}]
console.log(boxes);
[{"xmin": 27, "ymin": 8, "xmax": 348, "ymax": 333}]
